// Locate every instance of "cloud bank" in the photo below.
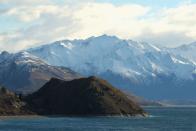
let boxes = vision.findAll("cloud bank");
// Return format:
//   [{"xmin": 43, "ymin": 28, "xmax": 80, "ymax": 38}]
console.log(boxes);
[{"xmin": 0, "ymin": 0, "xmax": 196, "ymax": 51}]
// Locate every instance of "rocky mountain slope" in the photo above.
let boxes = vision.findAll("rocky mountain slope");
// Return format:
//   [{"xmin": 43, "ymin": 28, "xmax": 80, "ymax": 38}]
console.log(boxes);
[
  {"xmin": 27, "ymin": 35, "xmax": 196, "ymax": 100},
  {"xmin": 0, "ymin": 51, "xmax": 80, "ymax": 93},
  {"xmin": 26, "ymin": 76, "xmax": 146, "ymax": 116}
]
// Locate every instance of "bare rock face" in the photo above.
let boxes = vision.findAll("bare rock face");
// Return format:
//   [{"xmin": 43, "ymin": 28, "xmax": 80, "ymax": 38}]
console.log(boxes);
[{"xmin": 26, "ymin": 76, "xmax": 146, "ymax": 116}]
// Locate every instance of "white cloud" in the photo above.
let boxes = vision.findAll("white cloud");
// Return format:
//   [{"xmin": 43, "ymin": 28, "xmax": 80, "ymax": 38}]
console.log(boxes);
[
  {"xmin": 0, "ymin": 0, "xmax": 51, "ymax": 5},
  {"xmin": 5, "ymin": 5, "xmax": 70, "ymax": 22},
  {"xmin": 69, "ymin": 3, "xmax": 150, "ymax": 39},
  {"xmin": 159, "ymin": 3, "xmax": 196, "ymax": 32},
  {"xmin": 135, "ymin": 31, "xmax": 195, "ymax": 47},
  {"xmin": 0, "ymin": 1, "xmax": 196, "ymax": 52},
  {"xmin": 140, "ymin": 3, "xmax": 196, "ymax": 46}
]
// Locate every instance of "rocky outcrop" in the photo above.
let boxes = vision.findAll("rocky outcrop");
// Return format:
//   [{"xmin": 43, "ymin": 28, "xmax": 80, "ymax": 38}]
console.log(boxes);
[{"xmin": 0, "ymin": 86, "xmax": 33, "ymax": 115}]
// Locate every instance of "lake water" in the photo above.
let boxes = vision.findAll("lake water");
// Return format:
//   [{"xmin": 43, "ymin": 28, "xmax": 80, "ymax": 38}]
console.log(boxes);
[{"xmin": 0, "ymin": 107, "xmax": 196, "ymax": 131}]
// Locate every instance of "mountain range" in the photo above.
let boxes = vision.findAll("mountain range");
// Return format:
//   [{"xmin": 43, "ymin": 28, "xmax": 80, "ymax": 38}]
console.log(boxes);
[
  {"xmin": 0, "ymin": 34, "xmax": 196, "ymax": 100},
  {"xmin": 167, "ymin": 42, "xmax": 196, "ymax": 63},
  {"xmin": 26, "ymin": 35, "xmax": 196, "ymax": 100}
]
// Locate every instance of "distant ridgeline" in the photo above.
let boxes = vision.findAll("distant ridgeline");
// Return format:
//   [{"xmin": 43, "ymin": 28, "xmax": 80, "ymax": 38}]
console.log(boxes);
[
  {"xmin": 0, "ymin": 77, "xmax": 146, "ymax": 116},
  {"xmin": 0, "ymin": 51, "xmax": 81, "ymax": 94}
]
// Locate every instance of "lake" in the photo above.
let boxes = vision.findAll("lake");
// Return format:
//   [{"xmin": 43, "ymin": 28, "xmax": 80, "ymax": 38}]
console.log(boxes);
[{"xmin": 0, "ymin": 107, "xmax": 196, "ymax": 131}]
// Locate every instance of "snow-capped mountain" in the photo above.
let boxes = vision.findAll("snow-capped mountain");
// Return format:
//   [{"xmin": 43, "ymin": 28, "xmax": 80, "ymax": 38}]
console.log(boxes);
[
  {"xmin": 167, "ymin": 42, "xmax": 196, "ymax": 64},
  {"xmin": 0, "ymin": 51, "xmax": 80, "ymax": 93},
  {"xmin": 27, "ymin": 35, "xmax": 196, "ymax": 100}
]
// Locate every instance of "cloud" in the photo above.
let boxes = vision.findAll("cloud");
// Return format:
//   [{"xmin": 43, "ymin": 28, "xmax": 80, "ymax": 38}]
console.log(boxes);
[
  {"xmin": 68, "ymin": 3, "xmax": 150, "ymax": 39},
  {"xmin": 135, "ymin": 31, "xmax": 195, "ymax": 47},
  {"xmin": 132, "ymin": 3, "xmax": 196, "ymax": 47},
  {"xmin": 0, "ymin": 31, "xmax": 39, "ymax": 51},
  {"xmin": 5, "ymin": 5, "xmax": 70, "ymax": 22},
  {"xmin": 0, "ymin": 0, "xmax": 51, "ymax": 5},
  {"xmin": 0, "ymin": 1, "xmax": 196, "ymax": 52}
]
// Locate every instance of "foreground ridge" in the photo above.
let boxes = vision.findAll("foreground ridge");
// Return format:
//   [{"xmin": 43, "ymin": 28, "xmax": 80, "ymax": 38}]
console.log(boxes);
[{"xmin": 25, "ymin": 76, "xmax": 146, "ymax": 116}]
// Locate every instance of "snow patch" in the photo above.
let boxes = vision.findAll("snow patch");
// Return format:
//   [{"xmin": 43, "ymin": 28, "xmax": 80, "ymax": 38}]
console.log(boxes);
[
  {"xmin": 60, "ymin": 42, "xmax": 74, "ymax": 50},
  {"xmin": 171, "ymin": 56, "xmax": 189, "ymax": 65},
  {"xmin": 149, "ymin": 44, "xmax": 161, "ymax": 52}
]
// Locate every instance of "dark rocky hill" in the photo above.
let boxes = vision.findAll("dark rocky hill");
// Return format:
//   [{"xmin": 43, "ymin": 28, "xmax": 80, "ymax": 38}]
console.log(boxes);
[{"xmin": 26, "ymin": 76, "xmax": 146, "ymax": 116}]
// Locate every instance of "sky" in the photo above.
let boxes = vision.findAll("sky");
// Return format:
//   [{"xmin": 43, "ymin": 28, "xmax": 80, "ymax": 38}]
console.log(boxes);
[{"xmin": 0, "ymin": 0, "xmax": 196, "ymax": 52}]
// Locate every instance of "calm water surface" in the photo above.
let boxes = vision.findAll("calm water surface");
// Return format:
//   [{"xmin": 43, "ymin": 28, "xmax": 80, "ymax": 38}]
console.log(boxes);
[{"xmin": 0, "ymin": 107, "xmax": 196, "ymax": 131}]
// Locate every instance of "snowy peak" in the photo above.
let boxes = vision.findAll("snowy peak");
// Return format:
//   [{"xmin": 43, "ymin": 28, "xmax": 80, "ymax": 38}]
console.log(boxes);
[
  {"xmin": 27, "ymin": 35, "xmax": 196, "ymax": 80},
  {"xmin": 0, "ymin": 51, "xmax": 46, "ymax": 66},
  {"xmin": 167, "ymin": 41, "xmax": 196, "ymax": 63},
  {"xmin": 87, "ymin": 34, "xmax": 120, "ymax": 45},
  {"xmin": 173, "ymin": 42, "xmax": 196, "ymax": 52},
  {"xmin": 0, "ymin": 51, "xmax": 81, "ymax": 93}
]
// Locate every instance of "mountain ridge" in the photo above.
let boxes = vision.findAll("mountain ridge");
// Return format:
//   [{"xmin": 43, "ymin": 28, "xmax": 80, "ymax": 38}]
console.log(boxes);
[
  {"xmin": 26, "ymin": 35, "xmax": 196, "ymax": 100},
  {"xmin": 167, "ymin": 42, "xmax": 196, "ymax": 63},
  {"xmin": 0, "ymin": 51, "xmax": 81, "ymax": 93}
]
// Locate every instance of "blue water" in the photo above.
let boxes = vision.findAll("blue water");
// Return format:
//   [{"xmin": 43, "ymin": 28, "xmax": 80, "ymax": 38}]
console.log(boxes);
[{"xmin": 0, "ymin": 107, "xmax": 196, "ymax": 131}]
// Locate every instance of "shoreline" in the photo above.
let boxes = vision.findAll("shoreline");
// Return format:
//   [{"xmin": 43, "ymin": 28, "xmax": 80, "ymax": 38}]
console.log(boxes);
[
  {"xmin": 0, "ymin": 113, "xmax": 148, "ymax": 118},
  {"xmin": 143, "ymin": 105, "xmax": 196, "ymax": 108}
]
